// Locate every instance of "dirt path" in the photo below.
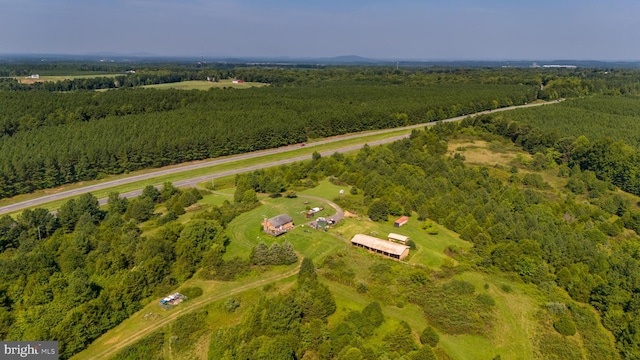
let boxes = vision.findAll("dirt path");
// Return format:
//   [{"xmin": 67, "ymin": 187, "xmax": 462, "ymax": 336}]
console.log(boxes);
[
  {"xmin": 299, "ymin": 194, "xmax": 345, "ymax": 229},
  {"xmin": 72, "ymin": 264, "xmax": 300, "ymax": 360}
]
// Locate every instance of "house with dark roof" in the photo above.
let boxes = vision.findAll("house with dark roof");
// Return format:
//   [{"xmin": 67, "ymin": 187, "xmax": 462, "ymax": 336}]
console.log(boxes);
[{"xmin": 263, "ymin": 214, "xmax": 294, "ymax": 236}]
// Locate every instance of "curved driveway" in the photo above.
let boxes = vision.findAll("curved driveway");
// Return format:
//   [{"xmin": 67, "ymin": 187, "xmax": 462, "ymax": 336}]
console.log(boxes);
[{"xmin": 0, "ymin": 100, "xmax": 560, "ymax": 215}]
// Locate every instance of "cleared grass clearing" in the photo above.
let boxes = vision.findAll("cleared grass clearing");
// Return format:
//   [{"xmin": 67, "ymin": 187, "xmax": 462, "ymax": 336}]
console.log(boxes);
[
  {"xmin": 16, "ymin": 74, "xmax": 119, "ymax": 83},
  {"xmin": 449, "ymin": 139, "xmax": 528, "ymax": 168},
  {"xmin": 141, "ymin": 79, "xmax": 268, "ymax": 90},
  {"xmin": 450, "ymin": 138, "xmax": 571, "ymax": 196},
  {"xmin": 224, "ymin": 196, "xmax": 348, "ymax": 261},
  {"xmin": 331, "ymin": 215, "xmax": 471, "ymax": 268},
  {"xmin": 454, "ymin": 272, "xmax": 537, "ymax": 360}
]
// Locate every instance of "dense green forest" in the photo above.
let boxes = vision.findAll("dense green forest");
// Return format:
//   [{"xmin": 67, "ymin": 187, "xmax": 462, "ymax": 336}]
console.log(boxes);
[
  {"xmin": 3, "ymin": 116, "xmax": 640, "ymax": 357},
  {"xmin": 0, "ymin": 182, "xmax": 279, "ymax": 358},
  {"xmin": 0, "ymin": 79, "xmax": 536, "ymax": 199},
  {"xmin": 5, "ymin": 64, "xmax": 640, "ymax": 358},
  {"xmin": 3, "ymin": 65, "xmax": 640, "ymax": 201},
  {"xmin": 461, "ymin": 112, "xmax": 640, "ymax": 196},
  {"xmin": 499, "ymin": 95, "xmax": 640, "ymax": 148}
]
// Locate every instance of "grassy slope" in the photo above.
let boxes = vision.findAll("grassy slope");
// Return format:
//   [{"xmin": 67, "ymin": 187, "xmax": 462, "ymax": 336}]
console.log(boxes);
[
  {"xmin": 72, "ymin": 265, "xmax": 300, "ymax": 360},
  {"xmin": 77, "ymin": 130, "xmax": 619, "ymax": 360}
]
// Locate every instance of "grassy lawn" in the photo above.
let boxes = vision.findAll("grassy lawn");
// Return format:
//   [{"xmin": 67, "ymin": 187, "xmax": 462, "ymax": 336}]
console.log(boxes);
[
  {"xmin": 198, "ymin": 191, "xmax": 233, "ymax": 207},
  {"xmin": 141, "ymin": 79, "xmax": 268, "ymax": 90},
  {"xmin": 299, "ymin": 179, "xmax": 348, "ymax": 198},
  {"xmin": 331, "ymin": 215, "xmax": 471, "ymax": 268},
  {"xmin": 224, "ymin": 196, "xmax": 348, "ymax": 261}
]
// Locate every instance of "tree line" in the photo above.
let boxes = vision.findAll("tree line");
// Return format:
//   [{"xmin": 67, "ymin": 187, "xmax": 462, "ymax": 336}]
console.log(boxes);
[
  {"xmin": 0, "ymin": 181, "xmax": 275, "ymax": 359},
  {"xmin": 224, "ymin": 123, "xmax": 635, "ymax": 357},
  {"xmin": 0, "ymin": 82, "xmax": 535, "ymax": 199}
]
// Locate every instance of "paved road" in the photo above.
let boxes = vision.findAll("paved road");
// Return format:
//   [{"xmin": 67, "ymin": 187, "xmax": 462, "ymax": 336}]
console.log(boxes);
[{"xmin": 0, "ymin": 100, "xmax": 560, "ymax": 215}]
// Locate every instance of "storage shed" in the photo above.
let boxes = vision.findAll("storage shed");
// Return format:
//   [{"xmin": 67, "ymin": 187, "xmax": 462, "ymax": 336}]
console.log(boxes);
[
  {"xmin": 388, "ymin": 233, "xmax": 409, "ymax": 244},
  {"xmin": 394, "ymin": 216, "xmax": 409, "ymax": 227}
]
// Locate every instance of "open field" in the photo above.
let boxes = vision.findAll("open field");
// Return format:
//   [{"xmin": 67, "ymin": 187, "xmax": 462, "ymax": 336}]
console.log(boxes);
[
  {"xmin": 15, "ymin": 74, "xmax": 119, "ymax": 83},
  {"xmin": 141, "ymin": 79, "xmax": 268, "ymax": 90},
  {"xmin": 224, "ymin": 194, "xmax": 349, "ymax": 261}
]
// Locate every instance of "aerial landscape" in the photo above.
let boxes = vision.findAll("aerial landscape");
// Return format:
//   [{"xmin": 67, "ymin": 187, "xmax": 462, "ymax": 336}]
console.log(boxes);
[{"xmin": 2, "ymin": 1, "xmax": 640, "ymax": 360}]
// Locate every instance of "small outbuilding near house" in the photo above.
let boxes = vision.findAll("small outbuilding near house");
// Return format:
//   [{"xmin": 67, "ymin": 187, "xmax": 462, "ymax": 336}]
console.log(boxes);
[
  {"xmin": 388, "ymin": 233, "xmax": 409, "ymax": 244},
  {"xmin": 351, "ymin": 234, "xmax": 410, "ymax": 260},
  {"xmin": 263, "ymin": 214, "xmax": 294, "ymax": 236},
  {"xmin": 394, "ymin": 216, "xmax": 409, "ymax": 227}
]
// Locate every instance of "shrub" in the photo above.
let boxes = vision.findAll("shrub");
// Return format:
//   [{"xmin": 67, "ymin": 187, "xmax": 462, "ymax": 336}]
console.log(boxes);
[
  {"xmin": 554, "ymin": 315, "xmax": 577, "ymax": 336},
  {"xmin": 411, "ymin": 346, "xmax": 436, "ymax": 360},
  {"xmin": 115, "ymin": 330, "xmax": 164, "ymax": 360},
  {"xmin": 356, "ymin": 282, "xmax": 368, "ymax": 294},
  {"xmin": 420, "ymin": 326, "xmax": 439, "ymax": 347},
  {"xmin": 224, "ymin": 298, "xmax": 240, "ymax": 312},
  {"xmin": 477, "ymin": 293, "xmax": 496, "ymax": 307},
  {"xmin": 500, "ymin": 284, "xmax": 512, "ymax": 293},
  {"xmin": 546, "ymin": 302, "xmax": 567, "ymax": 315}
]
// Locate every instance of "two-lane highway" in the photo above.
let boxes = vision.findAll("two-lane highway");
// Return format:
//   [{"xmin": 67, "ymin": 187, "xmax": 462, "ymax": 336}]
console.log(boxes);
[{"xmin": 0, "ymin": 100, "xmax": 561, "ymax": 215}]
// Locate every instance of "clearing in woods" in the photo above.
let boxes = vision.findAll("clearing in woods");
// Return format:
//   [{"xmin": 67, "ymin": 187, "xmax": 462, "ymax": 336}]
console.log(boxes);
[{"xmin": 141, "ymin": 79, "xmax": 268, "ymax": 90}]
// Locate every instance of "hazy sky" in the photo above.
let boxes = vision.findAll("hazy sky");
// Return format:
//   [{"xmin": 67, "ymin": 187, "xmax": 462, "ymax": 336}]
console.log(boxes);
[{"xmin": 1, "ymin": 0, "xmax": 638, "ymax": 60}]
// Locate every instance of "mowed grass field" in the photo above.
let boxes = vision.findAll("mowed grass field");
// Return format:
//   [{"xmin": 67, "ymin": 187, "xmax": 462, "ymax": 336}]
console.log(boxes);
[
  {"xmin": 224, "ymin": 194, "xmax": 349, "ymax": 262},
  {"xmin": 141, "ymin": 79, "xmax": 268, "ymax": 90},
  {"xmin": 15, "ymin": 74, "xmax": 119, "ymax": 83}
]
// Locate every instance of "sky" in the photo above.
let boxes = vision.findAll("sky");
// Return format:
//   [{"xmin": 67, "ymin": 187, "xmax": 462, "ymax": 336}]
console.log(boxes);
[{"xmin": 1, "ymin": 0, "xmax": 639, "ymax": 60}]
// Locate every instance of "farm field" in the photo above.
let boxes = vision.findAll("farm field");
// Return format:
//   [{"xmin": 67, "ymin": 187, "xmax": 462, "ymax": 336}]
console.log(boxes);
[
  {"xmin": 141, "ymin": 79, "xmax": 268, "ymax": 90},
  {"xmin": 15, "ymin": 73, "xmax": 119, "ymax": 83}
]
